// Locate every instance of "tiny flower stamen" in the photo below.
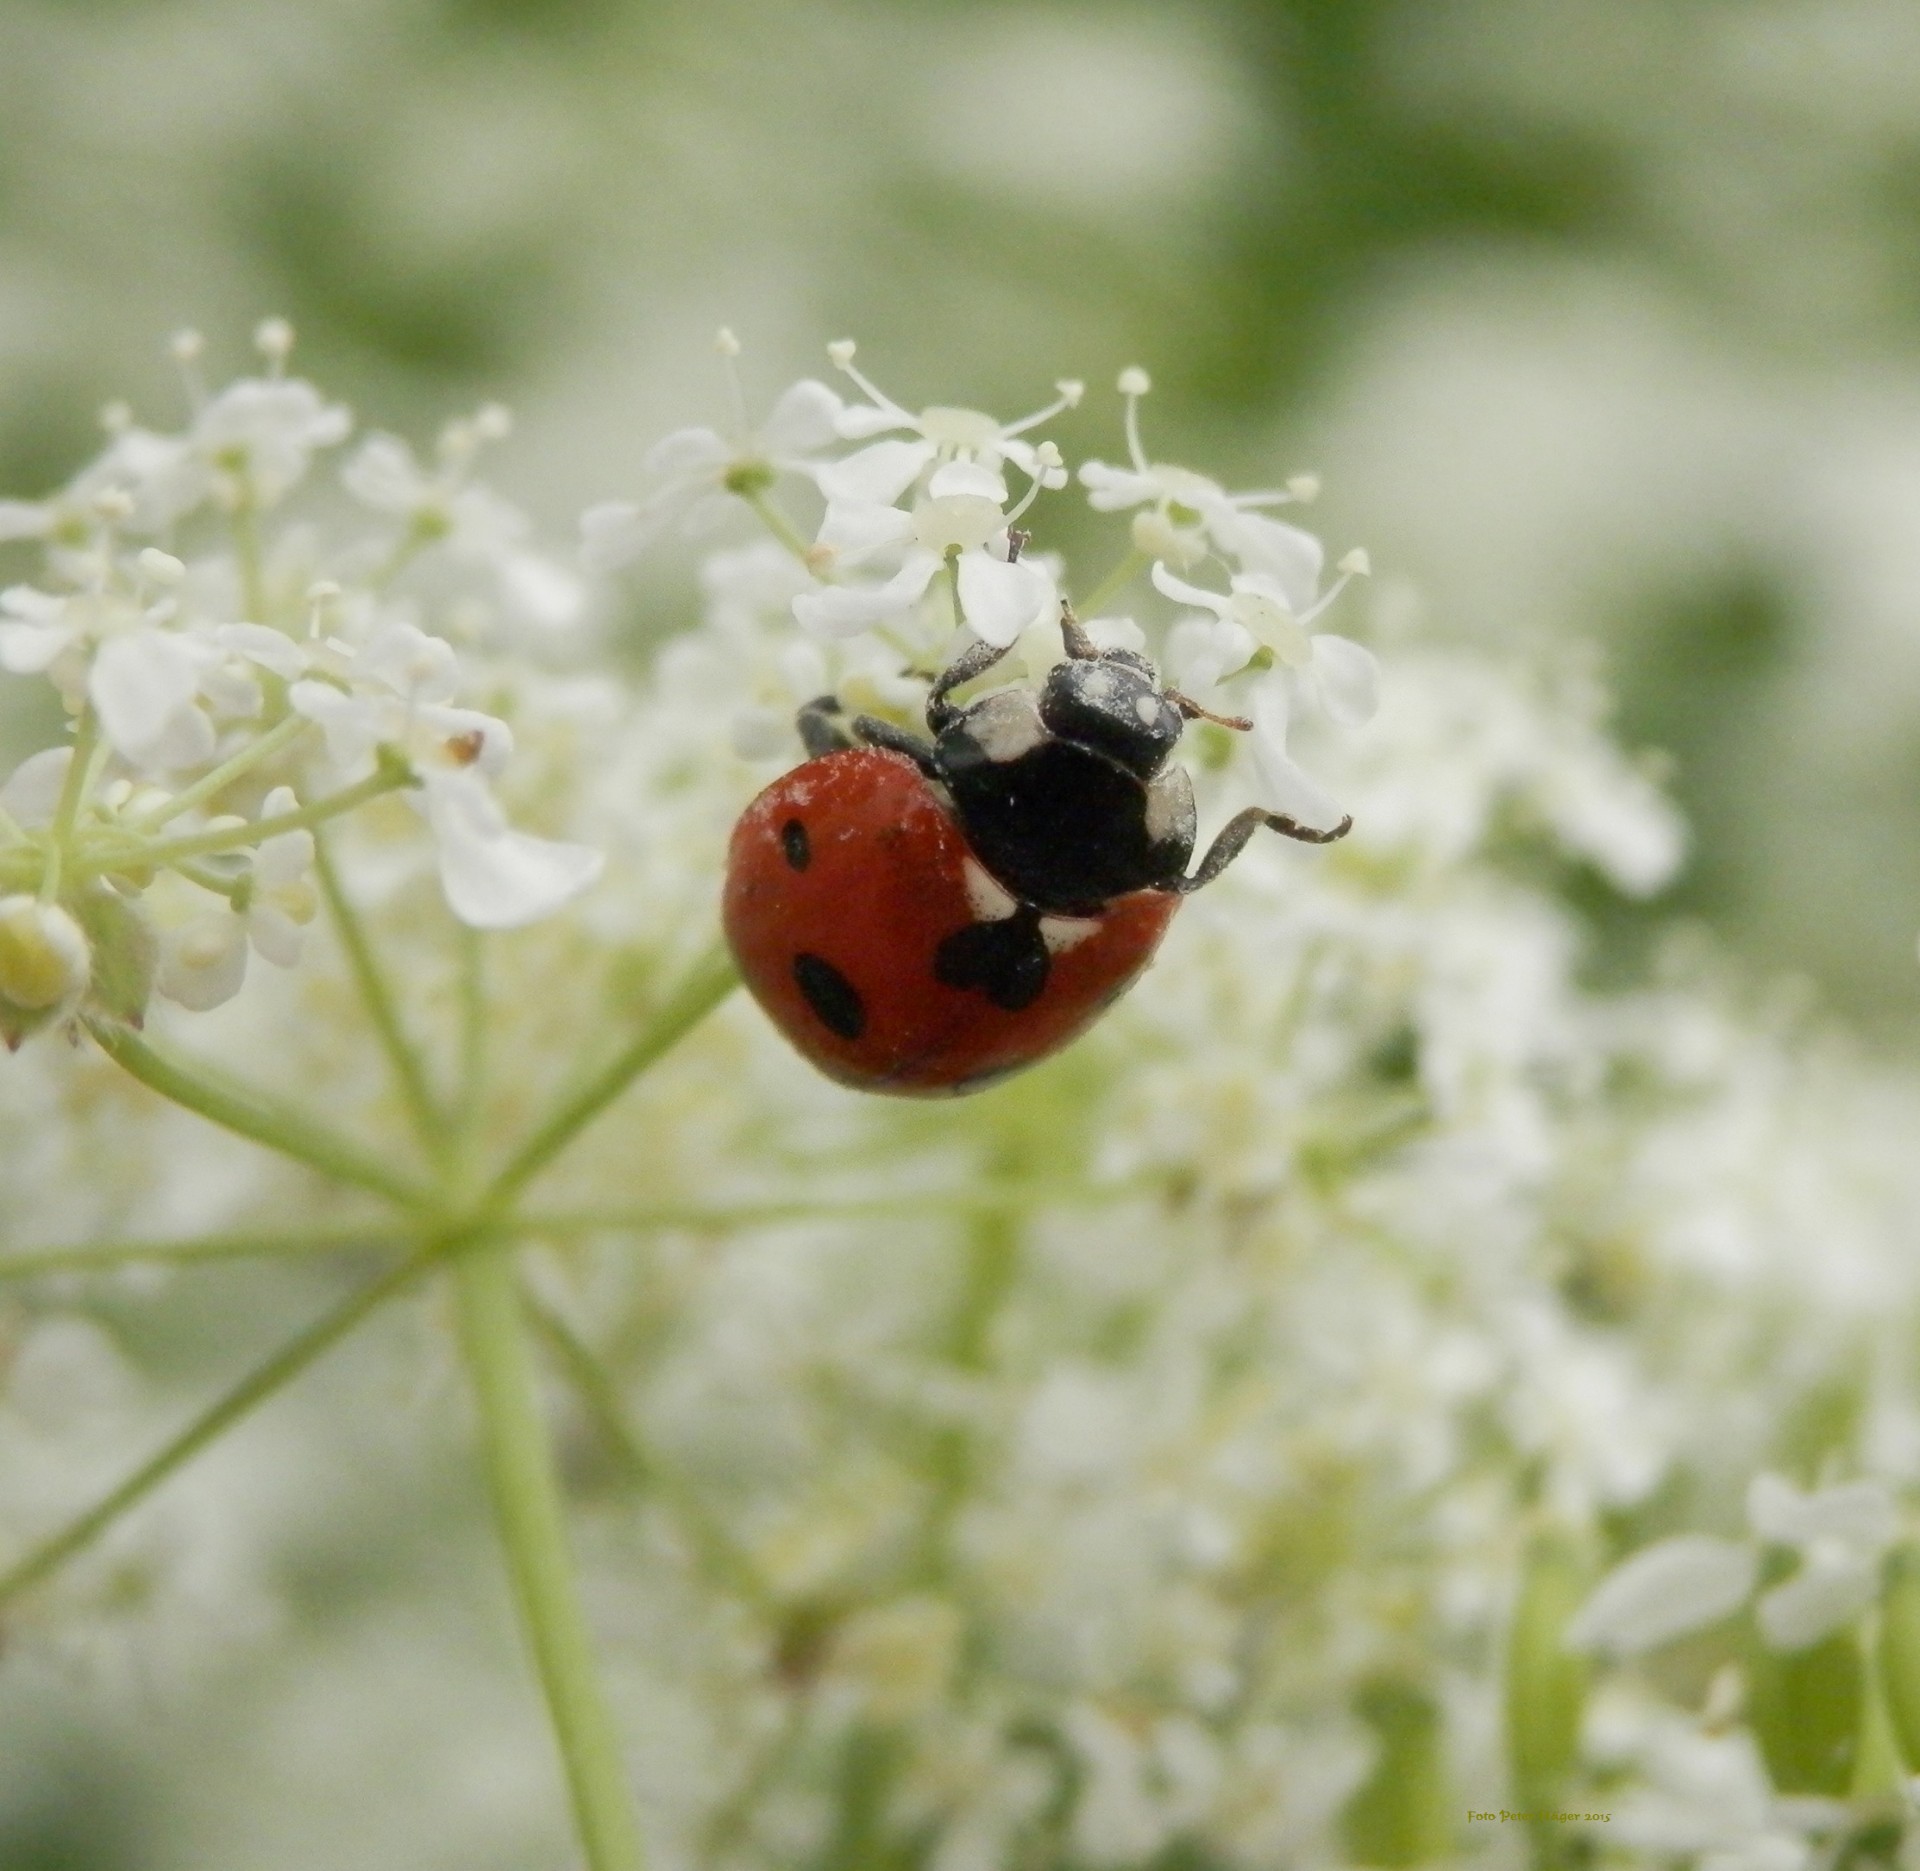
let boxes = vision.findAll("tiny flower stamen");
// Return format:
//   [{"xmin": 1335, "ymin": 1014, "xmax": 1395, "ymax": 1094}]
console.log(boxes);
[{"xmin": 253, "ymin": 318, "xmax": 296, "ymax": 379}]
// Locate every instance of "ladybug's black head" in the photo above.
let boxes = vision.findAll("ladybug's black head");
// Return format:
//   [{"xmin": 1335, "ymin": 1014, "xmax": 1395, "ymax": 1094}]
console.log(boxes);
[{"xmin": 1039, "ymin": 648, "xmax": 1184, "ymax": 780}]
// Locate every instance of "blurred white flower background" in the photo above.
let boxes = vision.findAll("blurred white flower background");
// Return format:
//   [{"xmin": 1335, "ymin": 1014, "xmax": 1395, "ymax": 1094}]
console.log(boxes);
[{"xmin": 8, "ymin": 2, "xmax": 1920, "ymax": 1868}]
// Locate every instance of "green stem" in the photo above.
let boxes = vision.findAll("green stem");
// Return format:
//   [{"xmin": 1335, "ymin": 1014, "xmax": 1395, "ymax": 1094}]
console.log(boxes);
[
  {"xmin": 524, "ymin": 1289, "xmax": 768, "ymax": 1609},
  {"xmin": 457, "ymin": 924, "xmax": 487, "ymax": 1158},
  {"xmin": 0, "ymin": 1220, "xmax": 421, "ymax": 1282},
  {"xmin": 40, "ymin": 711, "xmax": 98, "ymax": 902},
  {"xmin": 453, "ymin": 1243, "xmax": 647, "ymax": 1871},
  {"xmin": 81, "ymin": 758, "xmax": 414, "ymax": 877},
  {"xmin": 1076, "ymin": 547, "xmax": 1147, "ymax": 618},
  {"xmin": 484, "ymin": 942, "xmax": 739, "ymax": 1211},
  {"xmin": 314, "ymin": 834, "xmax": 446, "ymax": 1155},
  {"xmin": 514, "ymin": 1182, "xmax": 1150, "ymax": 1238},
  {"xmin": 135, "ymin": 713, "xmax": 311, "ymax": 831},
  {"xmin": 742, "ymin": 490, "xmax": 822, "ymax": 576},
  {"xmin": 84, "ymin": 1018, "xmax": 429, "ymax": 1209},
  {"xmin": 0, "ymin": 1245, "xmax": 437, "ymax": 1608}
]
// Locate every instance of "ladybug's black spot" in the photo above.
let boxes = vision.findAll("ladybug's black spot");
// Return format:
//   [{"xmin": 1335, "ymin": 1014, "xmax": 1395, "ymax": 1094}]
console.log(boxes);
[
  {"xmin": 793, "ymin": 952, "xmax": 865, "ymax": 1038},
  {"xmin": 935, "ymin": 906, "xmax": 1051, "ymax": 1012},
  {"xmin": 781, "ymin": 818, "xmax": 810, "ymax": 871}
]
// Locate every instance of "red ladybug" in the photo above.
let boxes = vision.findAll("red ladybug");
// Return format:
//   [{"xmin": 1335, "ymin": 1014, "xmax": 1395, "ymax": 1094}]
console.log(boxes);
[{"xmin": 723, "ymin": 607, "xmax": 1351, "ymax": 1096}]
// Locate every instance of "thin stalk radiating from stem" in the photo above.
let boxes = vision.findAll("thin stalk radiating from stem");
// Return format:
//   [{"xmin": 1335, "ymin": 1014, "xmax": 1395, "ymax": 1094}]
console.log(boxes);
[
  {"xmin": 315, "ymin": 834, "xmax": 446, "ymax": 1155},
  {"xmin": 454, "ymin": 1244, "xmax": 648, "ymax": 1871},
  {"xmin": 485, "ymin": 943, "xmax": 739, "ymax": 1211},
  {"xmin": 84, "ymin": 1019, "xmax": 429, "ymax": 1209},
  {"xmin": 0, "ymin": 1220, "xmax": 422, "ymax": 1282},
  {"xmin": 40, "ymin": 710, "xmax": 98, "ymax": 902},
  {"xmin": 1076, "ymin": 548, "xmax": 1147, "ymax": 619},
  {"xmin": 135, "ymin": 713, "xmax": 311, "ymax": 831},
  {"xmin": 0, "ymin": 1245, "xmax": 439, "ymax": 1607},
  {"xmin": 83, "ymin": 761, "xmax": 414, "ymax": 877}
]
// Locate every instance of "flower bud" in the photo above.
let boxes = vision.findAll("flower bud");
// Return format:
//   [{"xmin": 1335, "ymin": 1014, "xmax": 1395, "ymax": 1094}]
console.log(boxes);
[
  {"xmin": 0, "ymin": 895, "xmax": 90, "ymax": 1048},
  {"xmin": 0, "ymin": 895, "xmax": 89, "ymax": 1010}
]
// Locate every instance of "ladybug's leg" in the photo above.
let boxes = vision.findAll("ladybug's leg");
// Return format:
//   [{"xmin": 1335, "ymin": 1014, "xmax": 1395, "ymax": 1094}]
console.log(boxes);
[
  {"xmin": 850, "ymin": 714, "xmax": 941, "ymax": 778},
  {"xmin": 1172, "ymin": 807, "xmax": 1353, "ymax": 894},
  {"xmin": 798, "ymin": 694, "xmax": 858, "ymax": 758},
  {"xmin": 926, "ymin": 636, "xmax": 1016, "ymax": 733}
]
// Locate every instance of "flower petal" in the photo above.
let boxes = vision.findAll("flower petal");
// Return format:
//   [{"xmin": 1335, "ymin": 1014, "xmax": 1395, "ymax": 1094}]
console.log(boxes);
[
  {"xmin": 792, "ymin": 553, "xmax": 939, "ymax": 639},
  {"xmin": 0, "ymin": 621, "xmax": 73, "ymax": 673},
  {"xmin": 957, "ymin": 551, "xmax": 1053, "ymax": 649},
  {"xmin": 928, "ymin": 459, "xmax": 1008, "ymax": 505},
  {"xmin": 89, "ymin": 630, "xmax": 205, "ymax": 764},
  {"xmin": 815, "ymin": 439, "xmax": 935, "ymax": 507},
  {"xmin": 423, "ymin": 769, "xmax": 604, "ymax": 930},
  {"xmin": 0, "ymin": 749, "xmax": 72, "ymax": 828},
  {"xmin": 1746, "ymin": 1473, "xmax": 1898, "ymax": 1554},
  {"xmin": 1755, "ymin": 1553, "xmax": 1879, "ymax": 1652},
  {"xmin": 157, "ymin": 912, "xmax": 250, "ymax": 1012},
  {"xmin": 1308, "ymin": 634, "xmax": 1382, "ymax": 728},
  {"xmin": 1150, "ymin": 561, "xmax": 1231, "ymax": 619},
  {"xmin": 214, "ymin": 623, "xmax": 308, "ymax": 680},
  {"xmin": 641, "ymin": 425, "xmax": 731, "ymax": 478},
  {"xmin": 1209, "ymin": 506, "xmax": 1324, "ymax": 612},
  {"xmin": 759, "ymin": 380, "xmax": 845, "ymax": 457},
  {"xmin": 1077, "ymin": 462, "xmax": 1159, "ymax": 511},
  {"xmin": 1247, "ymin": 683, "xmax": 1348, "ymax": 834},
  {"xmin": 1564, "ymin": 1535, "xmax": 1759, "ymax": 1656}
]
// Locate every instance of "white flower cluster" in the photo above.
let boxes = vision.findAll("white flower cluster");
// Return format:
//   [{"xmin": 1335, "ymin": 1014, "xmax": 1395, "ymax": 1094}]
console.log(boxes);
[
  {"xmin": 7, "ymin": 334, "xmax": 1920, "ymax": 1869},
  {"xmin": 583, "ymin": 336, "xmax": 1380, "ymax": 835},
  {"xmin": 0, "ymin": 323, "xmax": 600, "ymax": 1032}
]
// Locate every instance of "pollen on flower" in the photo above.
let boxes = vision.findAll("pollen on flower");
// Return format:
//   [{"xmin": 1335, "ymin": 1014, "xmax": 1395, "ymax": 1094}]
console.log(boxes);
[
  {"xmin": 1117, "ymin": 365, "xmax": 1151, "ymax": 396},
  {"xmin": 827, "ymin": 339, "xmax": 858, "ymax": 367}
]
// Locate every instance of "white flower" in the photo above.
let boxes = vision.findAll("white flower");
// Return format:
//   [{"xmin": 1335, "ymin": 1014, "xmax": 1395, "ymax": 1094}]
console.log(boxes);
[
  {"xmin": 1079, "ymin": 367, "xmax": 1324, "ymax": 589},
  {"xmin": 793, "ymin": 459, "xmax": 1056, "ymax": 648},
  {"xmin": 344, "ymin": 413, "xmax": 584, "ymax": 632},
  {"xmin": 290, "ymin": 623, "xmax": 602, "ymax": 929},
  {"xmin": 1149, "ymin": 560, "xmax": 1376, "ymax": 713},
  {"xmin": 822, "ymin": 337, "xmax": 1080, "ymax": 493},
  {"xmin": 89, "ymin": 628, "xmax": 217, "ymax": 770},
  {"xmin": 420, "ymin": 766, "xmax": 604, "ymax": 930},
  {"xmin": 166, "ymin": 376, "xmax": 352, "ymax": 520},
  {"xmin": 1567, "ymin": 1473, "xmax": 1899, "ymax": 1658},
  {"xmin": 1746, "ymin": 1472, "xmax": 1898, "ymax": 1651},
  {"xmin": 155, "ymin": 789, "xmax": 318, "ymax": 1012},
  {"xmin": 580, "ymin": 334, "xmax": 844, "ymax": 571}
]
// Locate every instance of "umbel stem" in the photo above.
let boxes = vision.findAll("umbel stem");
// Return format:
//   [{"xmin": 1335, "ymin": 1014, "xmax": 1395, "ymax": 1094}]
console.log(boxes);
[
  {"xmin": 6, "ymin": 935, "xmax": 744, "ymax": 1871},
  {"xmin": 454, "ymin": 1242, "xmax": 648, "ymax": 1871}
]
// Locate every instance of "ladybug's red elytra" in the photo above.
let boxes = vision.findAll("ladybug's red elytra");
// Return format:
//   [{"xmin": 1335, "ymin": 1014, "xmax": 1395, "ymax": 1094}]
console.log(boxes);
[{"xmin": 722, "ymin": 605, "xmax": 1352, "ymax": 1096}]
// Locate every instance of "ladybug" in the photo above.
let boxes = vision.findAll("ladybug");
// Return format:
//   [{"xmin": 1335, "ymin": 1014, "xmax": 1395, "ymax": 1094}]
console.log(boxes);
[{"xmin": 722, "ymin": 606, "xmax": 1351, "ymax": 1096}]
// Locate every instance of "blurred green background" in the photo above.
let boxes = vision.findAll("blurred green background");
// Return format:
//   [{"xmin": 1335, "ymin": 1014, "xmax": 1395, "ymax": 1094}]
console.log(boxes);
[{"xmin": 6, "ymin": 0, "xmax": 1920, "ymax": 1036}]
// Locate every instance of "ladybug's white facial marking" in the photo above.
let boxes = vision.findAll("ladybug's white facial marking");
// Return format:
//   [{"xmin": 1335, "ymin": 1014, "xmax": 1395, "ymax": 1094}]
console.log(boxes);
[
  {"xmin": 1133, "ymin": 694, "xmax": 1161, "ymax": 727},
  {"xmin": 967, "ymin": 689, "xmax": 1047, "ymax": 764},
  {"xmin": 963, "ymin": 856, "xmax": 1020, "ymax": 923},
  {"xmin": 1039, "ymin": 914, "xmax": 1101, "ymax": 955}
]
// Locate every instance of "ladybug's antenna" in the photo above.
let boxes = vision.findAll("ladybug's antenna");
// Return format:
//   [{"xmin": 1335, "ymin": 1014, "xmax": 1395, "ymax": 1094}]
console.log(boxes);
[
  {"xmin": 1058, "ymin": 601, "xmax": 1099, "ymax": 661},
  {"xmin": 1166, "ymin": 689, "xmax": 1253, "ymax": 733}
]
